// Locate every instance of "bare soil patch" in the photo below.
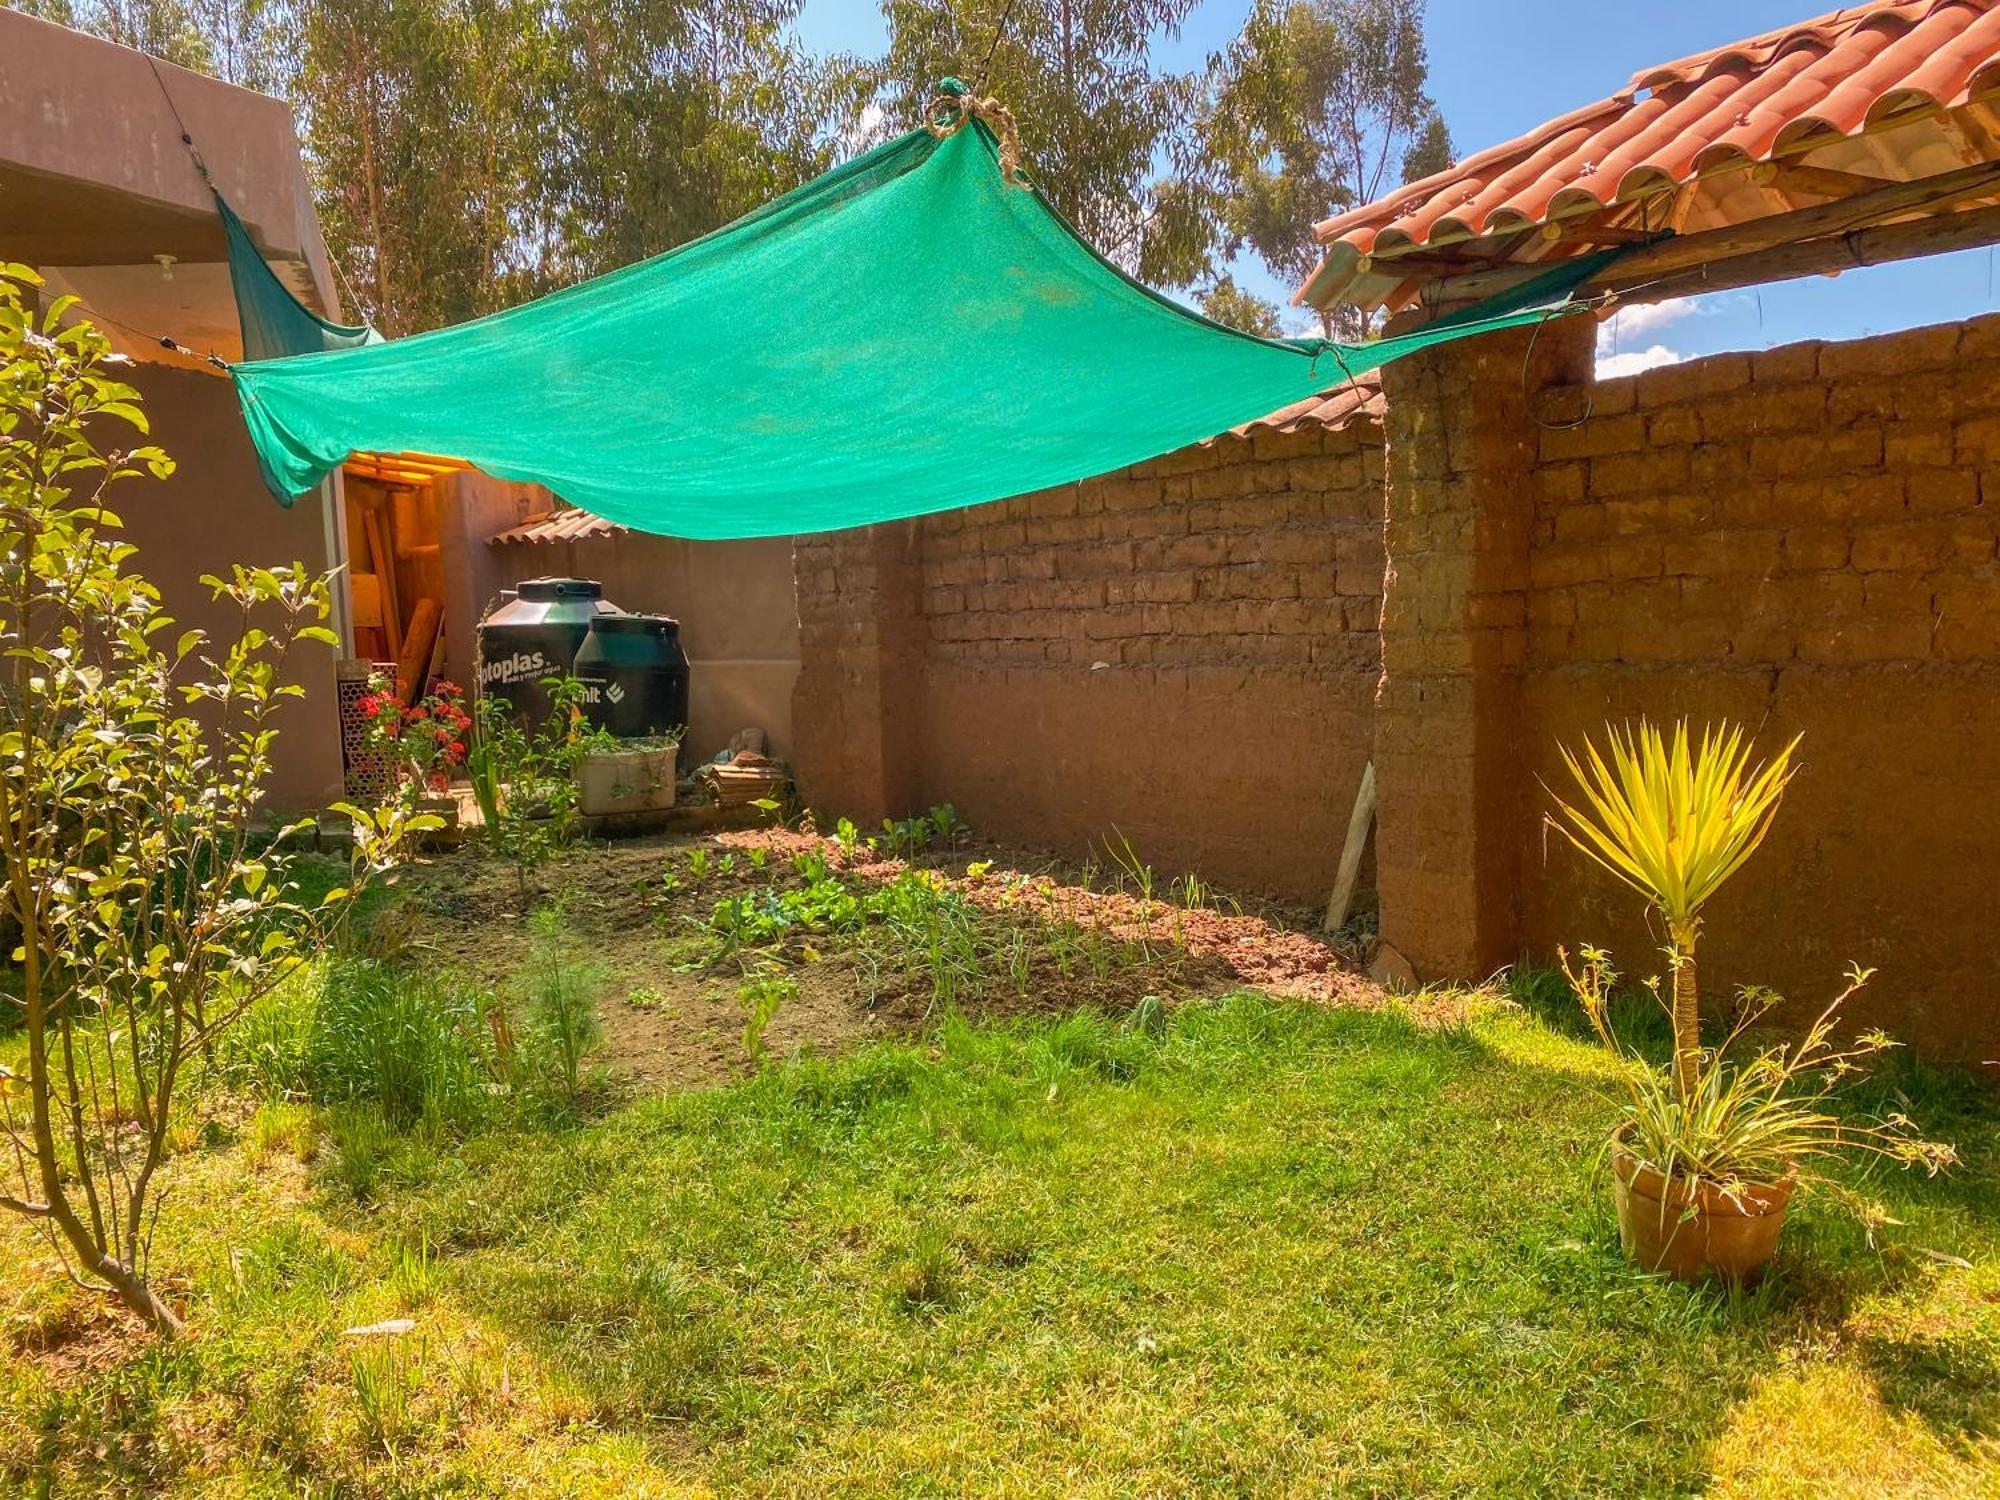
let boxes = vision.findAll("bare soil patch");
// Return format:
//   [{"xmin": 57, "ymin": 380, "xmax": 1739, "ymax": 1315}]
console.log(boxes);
[{"xmin": 395, "ymin": 827, "xmax": 1380, "ymax": 1092}]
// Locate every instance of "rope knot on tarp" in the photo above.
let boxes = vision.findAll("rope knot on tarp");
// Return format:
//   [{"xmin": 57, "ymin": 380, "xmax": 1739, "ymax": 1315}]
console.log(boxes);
[{"xmin": 924, "ymin": 80, "xmax": 1028, "ymax": 189}]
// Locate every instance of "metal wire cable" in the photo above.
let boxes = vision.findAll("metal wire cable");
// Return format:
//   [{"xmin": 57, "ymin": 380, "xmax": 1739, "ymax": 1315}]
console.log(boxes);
[{"xmin": 975, "ymin": 0, "xmax": 1022, "ymax": 89}]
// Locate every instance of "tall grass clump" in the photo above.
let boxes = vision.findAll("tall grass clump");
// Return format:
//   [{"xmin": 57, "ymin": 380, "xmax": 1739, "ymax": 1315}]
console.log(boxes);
[
  {"xmin": 225, "ymin": 958, "xmax": 498, "ymax": 1129},
  {"xmin": 512, "ymin": 897, "xmax": 606, "ymax": 1109}
]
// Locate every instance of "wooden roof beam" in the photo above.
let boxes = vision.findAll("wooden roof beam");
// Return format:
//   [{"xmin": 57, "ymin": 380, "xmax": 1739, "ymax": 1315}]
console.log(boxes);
[{"xmin": 1593, "ymin": 197, "xmax": 2000, "ymax": 308}]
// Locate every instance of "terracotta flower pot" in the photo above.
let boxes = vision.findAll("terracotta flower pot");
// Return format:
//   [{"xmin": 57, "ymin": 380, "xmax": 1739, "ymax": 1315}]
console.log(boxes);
[{"xmin": 1609, "ymin": 1124, "xmax": 1798, "ymax": 1284}]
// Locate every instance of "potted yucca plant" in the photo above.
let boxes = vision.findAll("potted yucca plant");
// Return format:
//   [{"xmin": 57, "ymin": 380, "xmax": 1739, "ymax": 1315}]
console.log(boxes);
[{"xmin": 1549, "ymin": 720, "xmax": 1953, "ymax": 1282}]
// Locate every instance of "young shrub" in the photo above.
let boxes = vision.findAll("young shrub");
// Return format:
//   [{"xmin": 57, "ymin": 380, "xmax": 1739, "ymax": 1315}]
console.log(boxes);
[
  {"xmin": 1547, "ymin": 720, "xmax": 1798, "ymax": 1100},
  {"xmin": 513, "ymin": 897, "xmax": 604, "ymax": 1108},
  {"xmin": 0, "ymin": 269, "xmax": 422, "ymax": 1334},
  {"xmin": 1549, "ymin": 719, "xmax": 1953, "ymax": 1276}
]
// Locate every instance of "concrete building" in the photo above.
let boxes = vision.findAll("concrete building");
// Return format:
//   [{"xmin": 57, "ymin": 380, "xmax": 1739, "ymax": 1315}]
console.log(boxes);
[{"xmin": 0, "ymin": 8, "xmax": 352, "ymax": 808}]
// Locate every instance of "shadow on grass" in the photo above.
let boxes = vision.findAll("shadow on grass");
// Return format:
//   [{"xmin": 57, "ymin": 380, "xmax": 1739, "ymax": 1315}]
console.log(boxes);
[{"xmin": 406, "ymin": 993, "xmax": 2000, "ymax": 1491}]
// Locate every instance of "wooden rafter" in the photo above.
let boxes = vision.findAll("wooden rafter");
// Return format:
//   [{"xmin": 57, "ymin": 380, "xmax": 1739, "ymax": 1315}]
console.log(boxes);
[{"xmin": 1751, "ymin": 160, "xmax": 1899, "ymax": 198}]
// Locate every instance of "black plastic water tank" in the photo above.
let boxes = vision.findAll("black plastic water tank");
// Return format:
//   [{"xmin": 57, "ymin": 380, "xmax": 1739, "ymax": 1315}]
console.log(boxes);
[
  {"xmin": 476, "ymin": 578, "xmax": 613, "ymax": 725},
  {"xmin": 572, "ymin": 613, "xmax": 690, "ymax": 740}
]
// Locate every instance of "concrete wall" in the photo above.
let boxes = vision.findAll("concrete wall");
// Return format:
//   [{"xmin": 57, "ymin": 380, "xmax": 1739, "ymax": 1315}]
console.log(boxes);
[
  {"xmin": 794, "ymin": 422, "xmax": 1386, "ymax": 901},
  {"xmin": 490, "ymin": 533, "xmax": 800, "ymax": 765},
  {"xmin": 120, "ymin": 364, "xmax": 344, "ymax": 811}
]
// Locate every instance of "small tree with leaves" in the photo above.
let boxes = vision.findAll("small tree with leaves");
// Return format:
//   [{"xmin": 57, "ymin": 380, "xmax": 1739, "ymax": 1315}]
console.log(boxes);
[{"xmin": 0, "ymin": 264, "xmax": 424, "ymax": 1334}]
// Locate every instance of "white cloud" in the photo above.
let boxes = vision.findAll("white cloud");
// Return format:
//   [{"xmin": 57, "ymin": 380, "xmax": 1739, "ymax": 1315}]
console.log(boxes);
[
  {"xmin": 1596, "ymin": 343, "xmax": 1685, "ymax": 378},
  {"xmin": 839, "ymin": 101, "xmax": 887, "ymax": 155},
  {"xmin": 1598, "ymin": 296, "xmax": 1699, "ymax": 344}
]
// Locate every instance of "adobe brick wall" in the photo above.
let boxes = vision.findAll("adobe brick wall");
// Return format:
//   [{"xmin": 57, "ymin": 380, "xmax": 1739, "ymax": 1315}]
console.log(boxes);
[
  {"xmin": 1375, "ymin": 315, "xmax": 1596, "ymax": 979},
  {"xmin": 1513, "ymin": 313, "xmax": 2000, "ymax": 1060},
  {"xmin": 793, "ymin": 423, "xmax": 1386, "ymax": 900}
]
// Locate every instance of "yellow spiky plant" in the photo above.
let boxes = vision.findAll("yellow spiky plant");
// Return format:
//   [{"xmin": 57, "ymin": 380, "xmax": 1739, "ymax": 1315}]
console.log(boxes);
[{"xmin": 1547, "ymin": 719, "xmax": 1801, "ymax": 1101}]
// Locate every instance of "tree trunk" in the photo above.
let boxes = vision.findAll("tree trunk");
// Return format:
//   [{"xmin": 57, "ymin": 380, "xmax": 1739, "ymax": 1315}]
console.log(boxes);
[
  {"xmin": 87, "ymin": 1246, "xmax": 185, "ymax": 1336},
  {"xmin": 1670, "ymin": 949, "xmax": 1700, "ymax": 1101}
]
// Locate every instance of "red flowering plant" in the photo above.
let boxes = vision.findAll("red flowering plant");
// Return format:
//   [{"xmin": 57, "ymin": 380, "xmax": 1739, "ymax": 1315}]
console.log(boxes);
[{"xmin": 362, "ymin": 673, "xmax": 474, "ymax": 798}]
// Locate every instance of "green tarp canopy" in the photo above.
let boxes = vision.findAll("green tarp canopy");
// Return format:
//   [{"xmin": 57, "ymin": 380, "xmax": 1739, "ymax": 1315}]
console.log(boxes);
[
  {"xmin": 217, "ymin": 192, "xmax": 380, "ymax": 362},
  {"xmin": 232, "ymin": 101, "xmax": 1608, "ymax": 541}
]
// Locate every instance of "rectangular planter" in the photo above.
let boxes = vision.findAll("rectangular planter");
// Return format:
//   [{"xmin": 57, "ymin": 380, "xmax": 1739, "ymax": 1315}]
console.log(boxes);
[{"xmin": 576, "ymin": 743, "xmax": 678, "ymax": 817}]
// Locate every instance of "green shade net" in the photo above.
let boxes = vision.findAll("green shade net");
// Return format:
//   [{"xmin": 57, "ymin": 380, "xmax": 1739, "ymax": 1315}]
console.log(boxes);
[
  {"xmin": 217, "ymin": 193, "xmax": 380, "ymax": 362},
  {"xmin": 232, "ymin": 113, "xmax": 1609, "ymax": 540}
]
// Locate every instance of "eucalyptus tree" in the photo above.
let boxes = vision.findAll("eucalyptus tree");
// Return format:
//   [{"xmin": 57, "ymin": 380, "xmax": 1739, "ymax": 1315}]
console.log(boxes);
[
  {"xmin": 533, "ymin": 0, "xmax": 875, "ymax": 283},
  {"xmin": 8, "ymin": 0, "xmax": 215, "ymax": 68},
  {"xmin": 878, "ymin": 0, "xmax": 1210, "ymax": 286},
  {"xmin": 1194, "ymin": 0, "xmax": 1452, "ymax": 334},
  {"xmin": 295, "ymin": 0, "xmax": 550, "ymax": 334}
]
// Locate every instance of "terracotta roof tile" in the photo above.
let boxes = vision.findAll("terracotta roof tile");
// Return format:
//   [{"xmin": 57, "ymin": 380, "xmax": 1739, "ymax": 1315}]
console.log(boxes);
[
  {"xmin": 1218, "ymin": 373, "xmax": 1383, "ymax": 440},
  {"xmin": 1300, "ymin": 0, "xmax": 2000, "ymax": 312},
  {"xmin": 490, "ymin": 508, "xmax": 626, "ymax": 545}
]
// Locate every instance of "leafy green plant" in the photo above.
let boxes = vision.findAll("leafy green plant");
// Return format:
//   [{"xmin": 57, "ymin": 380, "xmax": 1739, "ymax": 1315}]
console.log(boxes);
[
  {"xmin": 1562, "ymin": 946, "xmax": 1953, "ymax": 1211},
  {"xmin": 792, "ymin": 847, "xmax": 832, "ymax": 884},
  {"xmin": 882, "ymin": 813, "xmax": 933, "ymax": 860},
  {"xmin": 928, "ymin": 803, "xmax": 969, "ymax": 849},
  {"xmin": 686, "ymin": 846, "xmax": 712, "ymax": 884},
  {"xmin": 1547, "ymin": 720, "xmax": 1799, "ymax": 1101},
  {"xmin": 747, "ymin": 845, "xmax": 769, "ymax": 871},
  {"xmin": 739, "ymin": 973, "xmax": 795, "ymax": 1065},
  {"xmin": 833, "ymin": 817, "xmax": 861, "ymax": 860},
  {"xmin": 0, "ymin": 268, "xmax": 421, "ymax": 1334},
  {"xmin": 471, "ymin": 674, "xmax": 593, "ymax": 899}
]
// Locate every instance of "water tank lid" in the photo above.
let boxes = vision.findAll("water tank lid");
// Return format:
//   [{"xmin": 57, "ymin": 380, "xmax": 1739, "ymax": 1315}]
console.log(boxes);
[
  {"xmin": 516, "ymin": 577, "xmax": 604, "ymax": 601},
  {"xmin": 589, "ymin": 611, "xmax": 680, "ymax": 636}
]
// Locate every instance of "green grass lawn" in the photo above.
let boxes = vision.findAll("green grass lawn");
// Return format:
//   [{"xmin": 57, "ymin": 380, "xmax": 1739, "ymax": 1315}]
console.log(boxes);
[{"xmin": 5, "ymin": 981, "xmax": 1997, "ymax": 1497}]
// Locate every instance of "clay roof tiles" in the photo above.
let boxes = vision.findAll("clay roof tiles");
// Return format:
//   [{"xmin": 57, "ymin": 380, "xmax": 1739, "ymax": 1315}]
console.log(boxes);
[{"xmin": 1300, "ymin": 0, "xmax": 2000, "ymax": 311}]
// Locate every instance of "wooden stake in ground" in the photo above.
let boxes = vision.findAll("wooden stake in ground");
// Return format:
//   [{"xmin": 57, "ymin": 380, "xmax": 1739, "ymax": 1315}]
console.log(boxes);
[{"xmin": 1322, "ymin": 760, "xmax": 1376, "ymax": 933}]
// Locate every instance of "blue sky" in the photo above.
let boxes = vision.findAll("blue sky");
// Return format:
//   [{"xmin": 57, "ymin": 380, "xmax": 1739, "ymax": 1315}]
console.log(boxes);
[{"xmin": 792, "ymin": 0, "xmax": 2000, "ymax": 365}]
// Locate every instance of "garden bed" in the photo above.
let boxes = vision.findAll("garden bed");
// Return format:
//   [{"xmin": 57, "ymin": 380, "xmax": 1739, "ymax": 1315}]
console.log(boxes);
[{"xmin": 393, "ymin": 824, "xmax": 1378, "ymax": 1091}]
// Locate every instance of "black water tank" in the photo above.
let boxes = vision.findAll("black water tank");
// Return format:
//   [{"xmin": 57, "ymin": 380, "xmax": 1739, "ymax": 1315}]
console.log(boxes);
[
  {"xmin": 572, "ymin": 613, "xmax": 690, "ymax": 740},
  {"xmin": 477, "ymin": 578, "xmax": 613, "ymax": 725}
]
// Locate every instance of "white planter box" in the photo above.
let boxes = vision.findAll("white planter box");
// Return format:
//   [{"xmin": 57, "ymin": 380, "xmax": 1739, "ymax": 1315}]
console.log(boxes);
[{"xmin": 576, "ymin": 743, "xmax": 678, "ymax": 817}]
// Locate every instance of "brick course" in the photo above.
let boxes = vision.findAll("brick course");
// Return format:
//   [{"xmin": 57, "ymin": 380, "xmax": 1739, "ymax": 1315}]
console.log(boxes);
[
  {"xmin": 1507, "ymin": 312, "xmax": 2000, "ymax": 1060},
  {"xmin": 794, "ymin": 423, "xmax": 1386, "ymax": 899}
]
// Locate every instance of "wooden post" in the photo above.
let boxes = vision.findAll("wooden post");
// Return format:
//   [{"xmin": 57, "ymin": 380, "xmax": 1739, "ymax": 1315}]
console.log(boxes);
[{"xmin": 1322, "ymin": 760, "xmax": 1377, "ymax": 933}]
